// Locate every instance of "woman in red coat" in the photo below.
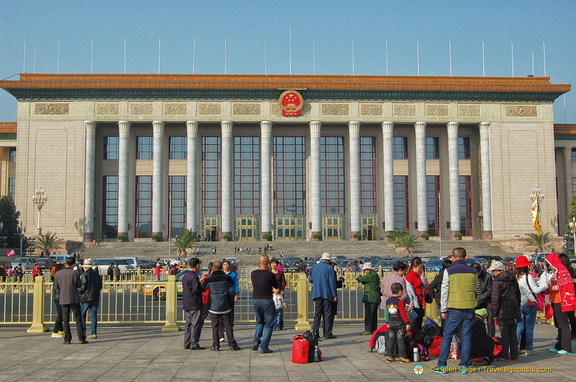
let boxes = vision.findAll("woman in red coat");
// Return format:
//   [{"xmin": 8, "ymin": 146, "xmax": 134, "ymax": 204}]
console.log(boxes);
[{"xmin": 405, "ymin": 257, "xmax": 426, "ymax": 330}]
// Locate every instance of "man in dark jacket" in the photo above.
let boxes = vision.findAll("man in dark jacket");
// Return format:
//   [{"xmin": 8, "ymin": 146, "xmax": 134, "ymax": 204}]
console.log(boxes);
[
  {"xmin": 471, "ymin": 262, "xmax": 494, "ymax": 336},
  {"xmin": 182, "ymin": 257, "xmax": 205, "ymax": 350},
  {"xmin": 202, "ymin": 260, "xmax": 240, "ymax": 351},
  {"xmin": 54, "ymin": 257, "xmax": 87, "ymax": 345},
  {"xmin": 79, "ymin": 259, "xmax": 103, "ymax": 339}
]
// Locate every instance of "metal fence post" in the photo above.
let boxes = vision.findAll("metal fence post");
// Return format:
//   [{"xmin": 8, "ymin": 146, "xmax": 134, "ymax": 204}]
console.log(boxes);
[
  {"xmin": 27, "ymin": 276, "xmax": 49, "ymax": 333},
  {"xmin": 294, "ymin": 274, "xmax": 312, "ymax": 331},
  {"xmin": 162, "ymin": 275, "xmax": 180, "ymax": 332}
]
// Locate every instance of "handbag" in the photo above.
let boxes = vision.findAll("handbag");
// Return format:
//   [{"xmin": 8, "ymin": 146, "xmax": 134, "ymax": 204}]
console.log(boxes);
[{"xmin": 526, "ymin": 275, "xmax": 544, "ymax": 311}]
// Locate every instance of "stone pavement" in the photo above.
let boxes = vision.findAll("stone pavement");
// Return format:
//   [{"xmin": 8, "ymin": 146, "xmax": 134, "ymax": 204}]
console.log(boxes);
[{"xmin": 0, "ymin": 322, "xmax": 575, "ymax": 381}]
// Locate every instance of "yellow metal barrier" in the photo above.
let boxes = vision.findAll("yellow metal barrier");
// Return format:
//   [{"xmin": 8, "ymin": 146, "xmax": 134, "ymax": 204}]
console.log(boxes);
[
  {"xmin": 162, "ymin": 275, "xmax": 180, "ymax": 332},
  {"xmin": 27, "ymin": 276, "xmax": 49, "ymax": 333}
]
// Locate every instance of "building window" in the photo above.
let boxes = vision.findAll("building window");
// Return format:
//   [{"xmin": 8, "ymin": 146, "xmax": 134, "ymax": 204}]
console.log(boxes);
[
  {"xmin": 274, "ymin": 136, "xmax": 306, "ymax": 215},
  {"xmin": 169, "ymin": 176, "xmax": 186, "ymax": 238},
  {"xmin": 572, "ymin": 149, "xmax": 576, "ymax": 162},
  {"xmin": 426, "ymin": 175, "xmax": 440, "ymax": 236},
  {"xmin": 8, "ymin": 178, "xmax": 15, "ymax": 200},
  {"xmin": 426, "ymin": 137, "xmax": 440, "ymax": 159},
  {"xmin": 234, "ymin": 136, "xmax": 260, "ymax": 215},
  {"xmin": 135, "ymin": 176, "xmax": 152, "ymax": 238},
  {"xmin": 202, "ymin": 137, "xmax": 221, "ymax": 216},
  {"xmin": 8, "ymin": 148, "xmax": 16, "ymax": 162},
  {"xmin": 169, "ymin": 136, "xmax": 187, "ymax": 160},
  {"xmin": 103, "ymin": 137, "xmax": 119, "ymax": 160},
  {"xmin": 459, "ymin": 175, "xmax": 472, "ymax": 236},
  {"xmin": 393, "ymin": 175, "xmax": 409, "ymax": 230},
  {"xmin": 393, "ymin": 137, "xmax": 408, "ymax": 159},
  {"xmin": 102, "ymin": 176, "xmax": 118, "ymax": 239},
  {"xmin": 321, "ymin": 137, "xmax": 345, "ymax": 215},
  {"xmin": 572, "ymin": 177, "xmax": 576, "ymax": 195},
  {"xmin": 458, "ymin": 137, "xmax": 471, "ymax": 159},
  {"xmin": 137, "ymin": 136, "xmax": 153, "ymax": 159},
  {"xmin": 360, "ymin": 137, "xmax": 377, "ymax": 214}
]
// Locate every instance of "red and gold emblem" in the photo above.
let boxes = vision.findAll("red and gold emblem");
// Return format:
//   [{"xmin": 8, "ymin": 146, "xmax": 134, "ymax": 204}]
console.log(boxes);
[{"xmin": 279, "ymin": 90, "xmax": 303, "ymax": 117}]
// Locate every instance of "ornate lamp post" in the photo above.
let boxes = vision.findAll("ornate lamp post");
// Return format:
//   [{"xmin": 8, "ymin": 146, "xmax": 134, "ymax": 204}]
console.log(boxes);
[
  {"xmin": 32, "ymin": 186, "xmax": 47, "ymax": 235},
  {"xmin": 569, "ymin": 217, "xmax": 576, "ymax": 256}
]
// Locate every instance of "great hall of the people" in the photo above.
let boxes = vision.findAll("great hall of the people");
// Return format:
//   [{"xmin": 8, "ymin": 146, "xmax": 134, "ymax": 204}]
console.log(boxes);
[{"xmin": 0, "ymin": 73, "xmax": 574, "ymax": 244}]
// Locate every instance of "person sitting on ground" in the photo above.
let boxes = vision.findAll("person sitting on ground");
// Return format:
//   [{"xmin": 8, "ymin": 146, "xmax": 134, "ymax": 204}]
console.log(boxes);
[{"xmin": 469, "ymin": 308, "xmax": 495, "ymax": 365}]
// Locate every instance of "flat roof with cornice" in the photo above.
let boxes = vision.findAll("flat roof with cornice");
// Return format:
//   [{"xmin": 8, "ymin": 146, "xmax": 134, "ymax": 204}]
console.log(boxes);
[{"xmin": 0, "ymin": 73, "xmax": 570, "ymax": 103}]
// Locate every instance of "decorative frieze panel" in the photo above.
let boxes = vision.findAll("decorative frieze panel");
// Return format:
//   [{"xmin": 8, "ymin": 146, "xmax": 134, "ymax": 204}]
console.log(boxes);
[
  {"xmin": 96, "ymin": 103, "xmax": 119, "ymax": 115},
  {"xmin": 129, "ymin": 103, "xmax": 153, "ymax": 115},
  {"xmin": 34, "ymin": 103, "xmax": 69, "ymax": 115},
  {"xmin": 505, "ymin": 105, "xmax": 537, "ymax": 117},
  {"xmin": 393, "ymin": 104, "xmax": 416, "ymax": 117},
  {"xmin": 199, "ymin": 103, "xmax": 221, "ymax": 115},
  {"xmin": 360, "ymin": 104, "xmax": 383, "ymax": 116},
  {"xmin": 426, "ymin": 104, "xmax": 448, "ymax": 116},
  {"xmin": 458, "ymin": 104, "xmax": 480, "ymax": 117},
  {"xmin": 322, "ymin": 103, "xmax": 349, "ymax": 116},
  {"xmin": 233, "ymin": 103, "xmax": 260, "ymax": 116},
  {"xmin": 164, "ymin": 103, "xmax": 187, "ymax": 115}
]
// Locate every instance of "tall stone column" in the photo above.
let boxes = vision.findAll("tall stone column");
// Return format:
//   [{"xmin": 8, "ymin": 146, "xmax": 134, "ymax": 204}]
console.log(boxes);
[
  {"xmin": 221, "ymin": 121, "xmax": 233, "ymax": 239},
  {"xmin": 479, "ymin": 122, "xmax": 493, "ymax": 239},
  {"xmin": 349, "ymin": 121, "xmax": 361, "ymax": 238},
  {"xmin": 310, "ymin": 121, "xmax": 322, "ymax": 238},
  {"xmin": 186, "ymin": 121, "xmax": 199, "ymax": 233},
  {"xmin": 447, "ymin": 122, "xmax": 460, "ymax": 238},
  {"xmin": 415, "ymin": 122, "xmax": 428, "ymax": 235},
  {"xmin": 261, "ymin": 121, "xmax": 273, "ymax": 238},
  {"xmin": 117, "ymin": 121, "xmax": 130, "ymax": 238},
  {"xmin": 382, "ymin": 121, "xmax": 394, "ymax": 233},
  {"xmin": 152, "ymin": 121, "xmax": 165, "ymax": 238},
  {"xmin": 83, "ymin": 121, "xmax": 97, "ymax": 242},
  {"xmin": 563, "ymin": 146, "xmax": 573, "ymax": 217}
]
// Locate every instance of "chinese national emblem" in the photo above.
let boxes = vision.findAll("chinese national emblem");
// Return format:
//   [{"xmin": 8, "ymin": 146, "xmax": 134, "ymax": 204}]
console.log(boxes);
[{"xmin": 279, "ymin": 90, "xmax": 304, "ymax": 117}]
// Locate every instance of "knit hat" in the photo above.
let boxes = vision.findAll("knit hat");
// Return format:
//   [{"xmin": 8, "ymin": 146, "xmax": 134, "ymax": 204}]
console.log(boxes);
[
  {"xmin": 475, "ymin": 308, "xmax": 488, "ymax": 319},
  {"xmin": 487, "ymin": 260, "xmax": 505, "ymax": 272}
]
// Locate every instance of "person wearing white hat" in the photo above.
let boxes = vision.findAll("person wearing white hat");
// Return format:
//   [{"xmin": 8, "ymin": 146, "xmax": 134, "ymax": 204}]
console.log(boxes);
[
  {"xmin": 309, "ymin": 253, "xmax": 338, "ymax": 339},
  {"xmin": 357, "ymin": 262, "xmax": 381, "ymax": 335},
  {"xmin": 79, "ymin": 258, "xmax": 103, "ymax": 339}
]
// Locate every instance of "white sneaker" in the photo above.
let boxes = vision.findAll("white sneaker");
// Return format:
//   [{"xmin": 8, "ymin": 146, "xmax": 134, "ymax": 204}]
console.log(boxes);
[
  {"xmin": 51, "ymin": 332, "xmax": 63, "ymax": 338},
  {"xmin": 219, "ymin": 337, "xmax": 226, "ymax": 343}
]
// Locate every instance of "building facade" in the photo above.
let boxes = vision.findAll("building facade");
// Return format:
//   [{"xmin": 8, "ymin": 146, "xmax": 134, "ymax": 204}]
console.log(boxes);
[{"xmin": 0, "ymin": 74, "xmax": 570, "ymax": 242}]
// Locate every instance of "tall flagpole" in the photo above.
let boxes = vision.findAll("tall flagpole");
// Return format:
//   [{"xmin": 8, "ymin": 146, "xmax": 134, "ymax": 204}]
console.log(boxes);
[
  {"xmin": 192, "ymin": 37, "xmax": 196, "ymax": 74},
  {"xmin": 289, "ymin": 25, "xmax": 292, "ymax": 75},
  {"xmin": 313, "ymin": 38, "xmax": 316, "ymax": 75},
  {"xmin": 482, "ymin": 41, "xmax": 486, "ymax": 77},
  {"xmin": 23, "ymin": 37, "xmax": 27, "ymax": 73},
  {"xmin": 448, "ymin": 40, "xmax": 453, "ymax": 76},
  {"xmin": 385, "ymin": 39, "xmax": 389, "ymax": 75},
  {"xmin": 511, "ymin": 41, "xmax": 515, "ymax": 77},
  {"xmin": 123, "ymin": 36, "xmax": 127, "ymax": 74},
  {"xmin": 90, "ymin": 37, "xmax": 94, "ymax": 74},
  {"xmin": 543, "ymin": 42, "xmax": 547, "ymax": 76},
  {"xmin": 416, "ymin": 40, "xmax": 420, "ymax": 76},
  {"xmin": 57, "ymin": 37, "xmax": 60, "ymax": 74},
  {"xmin": 158, "ymin": 37, "xmax": 161, "ymax": 74}
]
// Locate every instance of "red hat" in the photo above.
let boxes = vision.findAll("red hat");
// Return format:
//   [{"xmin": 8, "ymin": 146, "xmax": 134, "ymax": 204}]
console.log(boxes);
[{"xmin": 515, "ymin": 255, "xmax": 532, "ymax": 268}]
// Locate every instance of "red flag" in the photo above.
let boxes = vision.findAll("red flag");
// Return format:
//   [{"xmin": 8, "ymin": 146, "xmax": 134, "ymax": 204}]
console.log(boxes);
[{"xmin": 6, "ymin": 249, "xmax": 15, "ymax": 256}]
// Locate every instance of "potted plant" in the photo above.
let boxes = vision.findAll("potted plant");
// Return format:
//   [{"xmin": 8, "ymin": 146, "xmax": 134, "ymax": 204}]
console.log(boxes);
[
  {"xmin": 151, "ymin": 234, "xmax": 162, "ymax": 242},
  {"xmin": 262, "ymin": 233, "xmax": 272, "ymax": 241},
  {"xmin": 352, "ymin": 233, "xmax": 362, "ymax": 240},
  {"xmin": 454, "ymin": 232, "xmax": 463, "ymax": 240},
  {"xmin": 116, "ymin": 234, "xmax": 126, "ymax": 242},
  {"xmin": 312, "ymin": 233, "xmax": 322, "ymax": 241},
  {"xmin": 222, "ymin": 234, "xmax": 232, "ymax": 241},
  {"xmin": 420, "ymin": 232, "xmax": 430, "ymax": 240}
]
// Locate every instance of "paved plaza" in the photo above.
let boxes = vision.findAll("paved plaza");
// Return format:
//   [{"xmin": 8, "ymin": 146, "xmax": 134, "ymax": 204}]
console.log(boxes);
[{"xmin": 0, "ymin": 321, "xmax": 574, "ymax": 381}]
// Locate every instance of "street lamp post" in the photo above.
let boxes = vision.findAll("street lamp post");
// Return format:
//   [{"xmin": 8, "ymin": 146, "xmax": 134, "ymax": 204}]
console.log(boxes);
[
  {"xmin": 569, "ymin": 217, "xmax": 576, "ymax": 256},
  {"xmin": 32, "ymin": 186, "xmax": 47, "ymax": 235}
]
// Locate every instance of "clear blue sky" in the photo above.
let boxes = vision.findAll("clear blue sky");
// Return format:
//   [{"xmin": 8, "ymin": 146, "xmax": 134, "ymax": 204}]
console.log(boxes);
[{"xmin": 1, "ymin": 0, "xmax": 574, "ymax": 122}]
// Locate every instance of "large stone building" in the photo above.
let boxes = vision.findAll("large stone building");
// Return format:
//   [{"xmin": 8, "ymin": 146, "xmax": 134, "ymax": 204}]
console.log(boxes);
[{"xmin": 0, "ymin": 73, "xmax": 571, "ymax": 243}]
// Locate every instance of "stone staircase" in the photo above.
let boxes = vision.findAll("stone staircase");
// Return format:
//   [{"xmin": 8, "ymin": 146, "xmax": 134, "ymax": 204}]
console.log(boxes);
[{"xmin": 78, "ymin": 238, "xmax": 516, "ymax": 262}]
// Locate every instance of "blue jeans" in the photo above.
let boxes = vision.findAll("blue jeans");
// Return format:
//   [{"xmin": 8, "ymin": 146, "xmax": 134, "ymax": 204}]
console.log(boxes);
[
  {"xmin": 274, "ymin": 308, "xmax": 283, "ymax": 330},
  {"xmin": 253, "ymin": 300, "xmax": 275, "ymax": 351},
  {"xmin": 437, "ymin": 308, "xmax": 474, "ymax": 368},
  {"xmin": 517, "ymin": 304, "xmax": 537, "ymax": 351},
  {"xmin": 81, "ymin": 301, "xmax": 99, "ymax": 335}
]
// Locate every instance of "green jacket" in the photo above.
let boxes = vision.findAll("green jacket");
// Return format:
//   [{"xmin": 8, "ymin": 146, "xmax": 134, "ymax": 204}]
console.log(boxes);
[{"xmin": 357, "ymin": 271, "xmax": 381, "ymax": 304}]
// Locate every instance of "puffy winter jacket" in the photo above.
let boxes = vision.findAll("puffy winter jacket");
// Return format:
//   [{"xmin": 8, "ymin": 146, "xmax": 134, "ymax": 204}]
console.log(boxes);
[
  {"xmin": 202, "ymin": 271, "xmax": 233, "ymax": 313},
  {"xmin": 490, "ymin": 269, "xmax": 521, "ymax": 325}
]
